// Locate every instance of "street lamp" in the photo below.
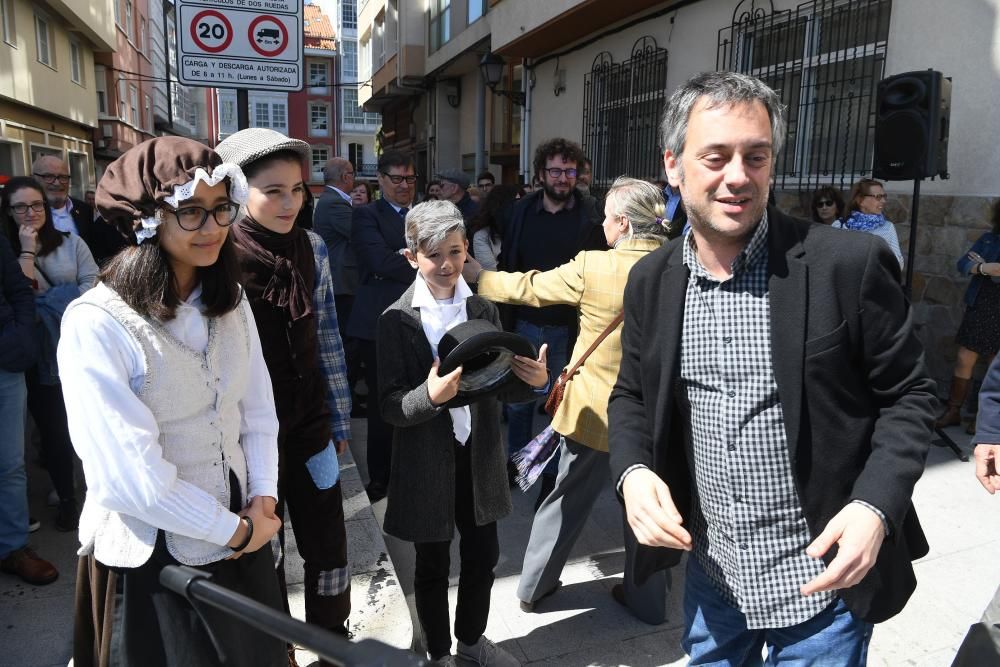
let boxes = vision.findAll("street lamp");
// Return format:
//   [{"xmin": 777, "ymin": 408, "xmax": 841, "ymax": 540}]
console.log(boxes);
[{"xmin": 479, "ymin": 52, "xmax": 525, "ymax": 106}]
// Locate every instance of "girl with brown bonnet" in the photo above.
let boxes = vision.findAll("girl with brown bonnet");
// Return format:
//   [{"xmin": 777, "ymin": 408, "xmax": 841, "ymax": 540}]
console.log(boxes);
[
  {"xmin": 57, "ymin": 137, "xmax": 286, "ymax": 666},
  {"xmin": 215, "ymin": 129, "xmax": 353, "ymax": 661}
]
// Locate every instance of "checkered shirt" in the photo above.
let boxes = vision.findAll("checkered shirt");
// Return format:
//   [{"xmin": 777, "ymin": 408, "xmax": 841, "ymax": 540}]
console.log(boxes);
[
  {"xmin": 679, "ymin": 212, "xmax": 833, "ymax": 629},
  {"xmin": 307, "ymin": 231, "xmax": 352, "ymax": 442}
]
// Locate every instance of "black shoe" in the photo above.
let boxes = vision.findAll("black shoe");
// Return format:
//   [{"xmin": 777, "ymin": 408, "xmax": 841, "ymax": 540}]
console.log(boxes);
[
  {"xmin": 519, "ymin": 580, "xmax": 562, "ymax": 612},
  {"xmin": 55, "ymin": 499, "xmax": 78, "ymax": 532},
  {"xmin": 611, "ymin": 583, "xmax": 626, "ymax": 607},
  {"xmin": 533, "ymin": 474, "xmax": 556, "ymax": 512},
  {"xmin": 365, "ymin": 481, "xmax": 387, "ymax": 503},
  {"xmin": 28, "ymin": 517, "xmax": 40, "ymax": 533}
]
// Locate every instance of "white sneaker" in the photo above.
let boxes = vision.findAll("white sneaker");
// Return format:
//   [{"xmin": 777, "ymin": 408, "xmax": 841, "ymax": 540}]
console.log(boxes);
[{"xmin": 456, "ymin": 636, "xmax": 520, "ymax": 667}]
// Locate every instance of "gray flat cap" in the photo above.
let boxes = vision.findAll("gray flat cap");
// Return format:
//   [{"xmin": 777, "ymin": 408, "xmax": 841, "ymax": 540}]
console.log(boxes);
[
  {"xmin": 435, "ymin": 168, "xmax": 470, "ymax": 190},
  {"xmin": 215, "ymin": 128, "xmax": 310, "ymax": 168}
]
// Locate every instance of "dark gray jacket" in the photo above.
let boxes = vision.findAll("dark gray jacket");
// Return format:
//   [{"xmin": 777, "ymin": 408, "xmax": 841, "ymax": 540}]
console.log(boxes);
[
  {"xmin": 377, "ymin": 285, "xmax": 536, "ymax": 542},
  {"xmin": 0, "ymin": 234, "xmax": 37, "ymax": 372},
  {"xmin": 313, "ymin": 187, "xmax": 358, "ymax": 296}
]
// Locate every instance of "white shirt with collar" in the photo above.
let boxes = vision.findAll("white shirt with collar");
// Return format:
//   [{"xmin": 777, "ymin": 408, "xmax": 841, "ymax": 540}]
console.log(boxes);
[
  {"xmin": 412, "ymin": 273, "xmax": 473, "ymax": 444},
  {"xmin": 326, "ymin": 184, "xmax": 353, "ymax": 205},
  {"xmin": 51, "ymin": 199, "xmax": 79, "ymax": 236}
]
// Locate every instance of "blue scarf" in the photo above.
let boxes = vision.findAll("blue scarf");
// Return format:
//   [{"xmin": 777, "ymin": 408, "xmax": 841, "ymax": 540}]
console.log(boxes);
[{"xmin": 840, "ymin": 211, "xmax": 887, "ymax": 232}]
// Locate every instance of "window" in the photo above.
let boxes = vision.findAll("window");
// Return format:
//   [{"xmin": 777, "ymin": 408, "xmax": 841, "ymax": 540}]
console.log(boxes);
[
  {"xmin": 342, "ymin": 88, "xmax": 364, "ymax": 124},
  {"xmin": 95, "ymin": 66, "xmax": 108, "ymax": 113},
  {"xmin": 220, "ymin": 98, "xmax": 235, "ymax": 128},
  {"xmin": 124, "ymin": 0, "xmax": 134, "ymax": 42},
  {"xmin": 34, "ymin": 14, "xmax": 52, "ymax": 67},
  {"xmin": 129, "ymin": 85, "xmax": 139, "ymax": 126},
  {"xmin": 144, "ymin": 94, "xmax": 152, "ymax": 130},
  {"xmin": 0, "ymin": 141, "xmax": 21, "ymax": 179},
  {"xmin": 717, "ymin": 0, "xmax": 891, "ymax": 190},
  {"xmin": 309, "ymin": 103, "xmax": 329, "ymax": 136},
  {"xmin": 342, "ymin": 41, "xmax": 357, "ymax": 79},
  {"xmin": 68, "ymin": 153, "xmax": 89, "ymax": 198},
  {"xmin": 348, "ymin": 143, "xmax": 364, "ymax": 171},
  {"xmin": 342, "ymin": 0, "xmax": 356, "ymax": 30},
  {"xmin": 139, "ymin": 17, "xmax": 146, "ymax": 53},
  {"xmin": 309, "ymin": 61, "xmax": 328, "ymax": 87},
  {"xmin": 310, "ymin": 146, "xmax": 329, "ymax": 181},
  {"xmin": 2, "ymin": 0, "xmax": 15, "ymax": 46},
  {"xmin": 582, "ymin": 38, "xmax": 667, "ymax": 192},
  {"xmin": 113, "ymin": 0, "xmax": 121, "ymax": 27},
  {"xmin": 468, "ymin": 0, "xmax": 486, "ymax": 24},
  {"xmin": 253, "ymin": 99, "xmax": 288, "ymax": 134},
  {"xmin": 428, "ymin": 0, "xmax": 450, "ymax": 52},
  {"xmin": 117, "ymin": 76, "xmax": 127, "ymax": 119},
  {"xmin": 70, "ymin": 40, "xmax": 83, "ymax": 84}
]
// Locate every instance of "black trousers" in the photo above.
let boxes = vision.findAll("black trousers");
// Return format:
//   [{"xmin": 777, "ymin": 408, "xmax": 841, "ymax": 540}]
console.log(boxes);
[
  {"xmin": 360, "ymin": 339, "xmax": 392, "ymax": 489},
  {"xmin": 25, "ymin": 370, "xmax": 76, "ymax": 501},
  {"xmin": 274, "ymin": 446, "xmax": 351, "ymax": 639},
  {"xmin": 413, "ymin": 443, "xmax": 499, "ymax": 659},
  {"xmin": 334, "ymin": 294, "xmax": 363, "ymax": 391}
]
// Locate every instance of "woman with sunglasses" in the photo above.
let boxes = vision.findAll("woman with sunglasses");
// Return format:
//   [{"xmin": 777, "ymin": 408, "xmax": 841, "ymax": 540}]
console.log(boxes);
[
  {"xmin": 935, "ymin": 200, "xmax": 1000, "ymax": 433},
  {"xmin": 2, "ymin": 176, "xmax": 99, "ymax": 533},
  {"xmin": 833, "ymin": 178, "xmax": 904, "ymax": 269},
  {"xmin": 57, "ymin": 137, "xmax": 285, "ymax": 666},
  {"xmin": 809, "ymin": 186, "xmax": 845, "ymax": 225}
]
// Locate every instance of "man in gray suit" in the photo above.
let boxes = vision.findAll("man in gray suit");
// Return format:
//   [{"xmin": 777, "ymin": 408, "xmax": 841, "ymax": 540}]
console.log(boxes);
[{"xmin": 314, "ymin": 157, "xmax": 361, "ymax": 408}]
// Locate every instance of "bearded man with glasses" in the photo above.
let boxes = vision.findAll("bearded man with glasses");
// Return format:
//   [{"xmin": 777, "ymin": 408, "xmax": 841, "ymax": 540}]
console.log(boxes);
[
  {"xmin": 496, "ymin": 137, "xmax": 605, "ymax": 509},
  {"xmin": 31, "ymin": 154, "xmax": 128, "ymax": 266},
  {"xmin": 348, "ymin": 150, "xmax": 418, "ymax": 502}
]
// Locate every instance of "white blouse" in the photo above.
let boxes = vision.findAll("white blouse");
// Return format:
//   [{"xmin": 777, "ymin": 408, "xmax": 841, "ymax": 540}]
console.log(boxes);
[{"xmin": 57, "ymin": 285, "xmax": 280, "ymax": 547}]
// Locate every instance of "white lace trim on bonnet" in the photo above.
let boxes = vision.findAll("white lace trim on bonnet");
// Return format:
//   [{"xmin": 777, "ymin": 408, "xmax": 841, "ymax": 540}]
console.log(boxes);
[{"xmin": 135, "ymin": 162, "xmax": 250, "ymax": 243}]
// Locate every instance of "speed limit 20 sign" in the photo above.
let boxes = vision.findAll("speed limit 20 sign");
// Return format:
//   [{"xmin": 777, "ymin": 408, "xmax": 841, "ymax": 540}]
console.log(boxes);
[{"xmin": 176, "ymin": 0, "xmax": 303, "ymax": 91}]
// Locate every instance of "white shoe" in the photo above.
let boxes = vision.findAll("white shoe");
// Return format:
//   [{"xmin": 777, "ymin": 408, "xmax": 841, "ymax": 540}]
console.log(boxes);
[{"xmin": 457, "ymin": 636, "xmax": 520, "ymax": 667}]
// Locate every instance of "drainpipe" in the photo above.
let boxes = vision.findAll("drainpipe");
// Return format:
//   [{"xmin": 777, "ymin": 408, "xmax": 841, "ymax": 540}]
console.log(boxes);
[
  {"xmin": 520, "ymin": 58, "xmax": 532, "ymax": 184},
  {"xmin": 475, "ymin": 74, "xmax": 485, "ymax": 175}
]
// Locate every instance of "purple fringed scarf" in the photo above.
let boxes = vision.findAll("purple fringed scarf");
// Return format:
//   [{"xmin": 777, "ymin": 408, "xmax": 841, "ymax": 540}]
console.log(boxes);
[{"xmin": 511, "ymin": 426, "xmax": 562, "ymax": 491}]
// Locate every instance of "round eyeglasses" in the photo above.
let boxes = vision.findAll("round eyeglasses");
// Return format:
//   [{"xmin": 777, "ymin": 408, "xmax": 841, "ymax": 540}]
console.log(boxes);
[
  {"xmin": 163, "ymin": 201, "xmax": 240, "ymax": 231},
  {"xmin": 9, "ymin": 202, "xmax": 46, "ymax": 215}
]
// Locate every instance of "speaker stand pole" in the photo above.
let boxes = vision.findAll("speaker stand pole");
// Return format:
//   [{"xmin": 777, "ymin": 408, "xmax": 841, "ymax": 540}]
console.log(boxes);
[{"xmin": 903, "ymin": 177, "xmax": 921, "ymax": 297}]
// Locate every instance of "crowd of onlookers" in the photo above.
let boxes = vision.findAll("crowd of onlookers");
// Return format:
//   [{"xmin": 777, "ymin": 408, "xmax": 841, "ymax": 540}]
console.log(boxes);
[{"xmin": 2, "ymin": 70, "xmax": 1000, "ymax": 667}]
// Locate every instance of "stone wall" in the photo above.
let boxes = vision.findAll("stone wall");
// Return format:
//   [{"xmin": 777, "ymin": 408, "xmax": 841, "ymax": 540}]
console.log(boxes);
[{"xmin": 776, "ymin": 190, "xmax": 1000, "ymax": 397}]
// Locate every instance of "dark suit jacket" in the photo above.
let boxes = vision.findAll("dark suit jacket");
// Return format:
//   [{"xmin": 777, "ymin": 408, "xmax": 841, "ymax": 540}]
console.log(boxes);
[
  {"xmin": 347, "ymin": 198, "xmax": 416, "ymax": 341},
  {"xmin": 71, "ymin": 198, "xmax": 129, "ymax": 266},
  {"xmin": 497, "ymin": 189, "xmax": 603, "ymax": 273},
  {"xmin": 608, "ymin": 207, "xmax": 936, "ymax": 624},
  {"xmin": 313, "ymin": 187, "xmax": 358, "ymax": 296}
]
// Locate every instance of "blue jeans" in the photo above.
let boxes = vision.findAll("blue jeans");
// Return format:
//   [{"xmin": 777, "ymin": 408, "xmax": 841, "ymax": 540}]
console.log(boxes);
[
  {"xmin": 506, "ymin": 320, "xmax": 570, "ymax": 475},
  {"xmin": 0, "ymin": 369, "xmax": 28, "ymax": 559},
  {"xmin": 682, "ymin": 555, "xmax": 873, "ymax": 666}
]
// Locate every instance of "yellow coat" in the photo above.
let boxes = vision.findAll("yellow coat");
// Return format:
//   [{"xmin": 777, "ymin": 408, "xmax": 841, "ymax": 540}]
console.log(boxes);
[{"xmin": 477, "ymin": 238, "xmax": 664, "ymax": 452}]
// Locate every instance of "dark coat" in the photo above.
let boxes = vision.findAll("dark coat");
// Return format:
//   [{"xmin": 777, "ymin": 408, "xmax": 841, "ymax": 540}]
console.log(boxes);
[
  {"xmin": 377, "ymin": 285, "xmax": 535, "ymax": 543},
  {"xmin": 0, "ymin": 234, "xmax": 37, "ymax": 372},
  {"xmin": 497, "ymin": 189, "xmax": 603, "ymax": 273},
  {"xmin": 347, "ymin": 198, "xmax": 416, "ymax": 341},
  {"xmin": 70, "ymin": 198, "xmax": 129, "ymax": 266},
  {"xmin": 313, "ymin": 187, "xmax": 358, "ymax": 296},
  {"xmin": 608, "ymin": 207, "xmax": 936, "ymax": 624}
]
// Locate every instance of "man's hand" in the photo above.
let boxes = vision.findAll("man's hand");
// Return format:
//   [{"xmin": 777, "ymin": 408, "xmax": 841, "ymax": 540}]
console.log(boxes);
[
  {"xmin": 801, "ymin": 503, "xmax": 885, "ymax": 596},
  {"xmin": 427, "ymin": 358, "xmax": 462, "ymax": 406},
  {"xmin": 335, "ymin": 439, "xmax": 349, "ymax": 455},
  {"xmin": 462, "ymin": 255, "xmax": 483, "ymax": 283},
  {"xmin": 974, "ymin": 444, "xmax": 1000, "ymax": 494},
  {"xmin": 621, "ymin": 468, "xmax": 692, "ymax": 550},
  {"xmin": 511, "ymin": 343, "xmax": 548, "ymax": 388}
]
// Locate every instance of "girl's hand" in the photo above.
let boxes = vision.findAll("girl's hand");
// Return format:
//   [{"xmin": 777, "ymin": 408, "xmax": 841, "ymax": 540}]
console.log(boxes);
[
  {"xmin": 512, "ymin": 343, "xmax": 549, "ymax": 389},
  {"xmin": 18, "ymin": 225, "xmax": 37, "ymax": 253},
  {"xmin": 427, "ymin": 357, "xmax": 462, "ymax": 406}
]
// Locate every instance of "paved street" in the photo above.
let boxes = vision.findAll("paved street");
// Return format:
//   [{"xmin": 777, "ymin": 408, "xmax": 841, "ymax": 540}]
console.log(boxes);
[{"xmin": 1, "ymin": 419, "xmax": 997, "ymax": 666}]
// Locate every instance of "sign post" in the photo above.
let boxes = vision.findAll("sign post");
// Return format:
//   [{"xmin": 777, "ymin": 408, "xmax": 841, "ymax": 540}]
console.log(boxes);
[{"xmin": 175, "ymin": 0, "xmax": 303, "ymax": 129}]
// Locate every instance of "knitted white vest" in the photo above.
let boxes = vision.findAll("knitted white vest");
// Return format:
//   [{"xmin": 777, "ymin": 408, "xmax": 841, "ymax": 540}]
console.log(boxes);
[{"xmin": 71, "ymin": 283, "xmax": 251, "ymax": 567}]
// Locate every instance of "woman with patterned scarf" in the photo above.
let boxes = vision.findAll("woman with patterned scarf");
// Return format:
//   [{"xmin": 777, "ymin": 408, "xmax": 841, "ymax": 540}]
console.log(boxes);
[
  {"xmin": 833, "ymin": 178, "xmax": 904, "ymax": 270},
  {"xmin": 215, "ymin": 129, "xmax": 353, "ymax": 667}
]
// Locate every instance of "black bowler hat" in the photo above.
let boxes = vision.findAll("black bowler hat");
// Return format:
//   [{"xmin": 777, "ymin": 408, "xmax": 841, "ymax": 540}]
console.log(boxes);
[{"xmin": 437, "ymin": 319, "xmax": 537, "ymax": 407}]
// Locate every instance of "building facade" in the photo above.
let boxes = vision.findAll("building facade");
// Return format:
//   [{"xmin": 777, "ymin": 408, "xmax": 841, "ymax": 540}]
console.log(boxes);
[{"xmin": 0, "ymin": 0, "xmax": 116, "ymax": 197}]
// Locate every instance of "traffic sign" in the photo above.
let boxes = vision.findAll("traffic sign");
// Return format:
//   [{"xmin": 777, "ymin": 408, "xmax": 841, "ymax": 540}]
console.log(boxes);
[{"xmin": 176, "ymin": 0, "xmax": 303, "ymax": 91}]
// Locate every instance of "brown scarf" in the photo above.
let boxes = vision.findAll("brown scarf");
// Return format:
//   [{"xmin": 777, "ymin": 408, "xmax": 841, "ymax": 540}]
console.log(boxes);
[{"xmin": 230, "ymin": 217, "xmax": 313, "ymax": 321}]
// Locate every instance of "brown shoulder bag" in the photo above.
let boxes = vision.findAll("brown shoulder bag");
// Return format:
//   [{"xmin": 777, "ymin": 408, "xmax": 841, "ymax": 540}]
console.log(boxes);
[{"xmin": 543, "ymin": 311, "xmax": 624, "ymax": 417}]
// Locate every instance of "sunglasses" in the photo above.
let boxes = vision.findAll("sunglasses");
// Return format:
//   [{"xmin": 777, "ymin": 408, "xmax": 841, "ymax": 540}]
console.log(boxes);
[{"xmin": 816, "ymin": 199, "xmax": 835, "ymax": 207}]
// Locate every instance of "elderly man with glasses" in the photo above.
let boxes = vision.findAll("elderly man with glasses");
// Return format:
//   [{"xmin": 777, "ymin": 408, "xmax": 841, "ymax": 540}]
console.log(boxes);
[{"xmin": 30, "ymin": 155, "xmax": 127, "ymax": 266}]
